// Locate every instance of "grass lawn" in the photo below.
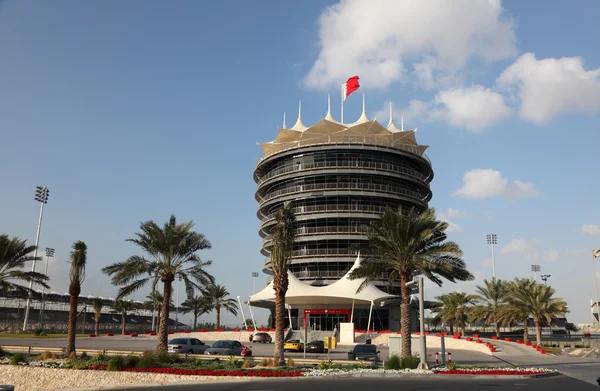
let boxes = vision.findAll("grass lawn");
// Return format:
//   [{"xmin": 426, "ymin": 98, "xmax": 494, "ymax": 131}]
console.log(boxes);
[
  {"xmin": 540, "ymin": 346, "xmax": 563, "ymax": 355},
  {"xmin": 0, "ymin": 333, "xmax": 88, "ymax": 339}
]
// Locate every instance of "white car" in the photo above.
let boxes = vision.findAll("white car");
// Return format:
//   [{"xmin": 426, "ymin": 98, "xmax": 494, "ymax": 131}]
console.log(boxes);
[{"xmin": 168, "ymin": 338, "xmax": 210, "ymax": 354}]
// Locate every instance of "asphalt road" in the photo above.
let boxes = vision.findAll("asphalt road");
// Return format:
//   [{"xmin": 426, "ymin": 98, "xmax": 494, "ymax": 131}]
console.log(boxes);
[
  {"xmin": 0, "ymin": 336, "xmax": 499, "ymax": 365},
  {"xmin": 118, "ymin": 376, "xmax": 599, "ymax": 391}
]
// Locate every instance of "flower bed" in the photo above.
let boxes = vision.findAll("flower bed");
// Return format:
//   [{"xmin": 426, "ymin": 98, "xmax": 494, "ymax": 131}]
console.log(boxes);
[
  {"xmin": 304, "ymin": 368, "xmax": 432, "ymax": 377},
  {"xmin": 121, "ymin": 367, "xmax": 303, "ymax": 377},
  {"xmin": 434, "ymin": 366, "xmax": 557, "ymax": 376}
]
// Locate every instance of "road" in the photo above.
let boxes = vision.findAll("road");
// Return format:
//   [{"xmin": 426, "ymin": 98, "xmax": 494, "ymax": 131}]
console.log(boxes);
[{"xmin": 111, "ymin": 376, "xmax": 599, "ymax": 391}]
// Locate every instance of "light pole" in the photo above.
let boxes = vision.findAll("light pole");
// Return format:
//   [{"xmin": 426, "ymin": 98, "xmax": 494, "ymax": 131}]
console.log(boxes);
[
  {"xmin": 252, "ymin": 272, "xmax": 259, "ymax": 294},
  {"xmin": 486, "ymin": 233, "xmax": 497, "ymax": 278},
  {"xmin": 175, "ymin": 276, "xmax": 182, "ymax": 326},
  {"xmin": 592, "ymin": 250, "xmax": 600, "ymax": 325},
  {"xmin": 23, "ymin": 186, "xmax": 50, "ymax": 331},
  {"xmin": 531, "ymin": 265, "xmax": 541, "ymax": 281},
  {"xmin": 39, "ymin": 247, "xmax": 55, "ymax": 328},
  {"xmin": 541, "ymin": 274, "xmax": 551, "ymax": 286}
]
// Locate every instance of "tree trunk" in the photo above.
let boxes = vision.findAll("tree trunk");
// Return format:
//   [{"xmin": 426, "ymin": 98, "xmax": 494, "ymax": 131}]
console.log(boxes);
[
  {"xmin": 156, "ymin": 279, "xmax": 172, "ymax": 353},
  {"xmin": 495, "ymin": 323, "xmax": 500, "ymax": 338},
  {"xmin": 448, "ymin": 321, "xmax": 454, "ymax": 335},
  {"xmin": 399, "ymin": 272, "xmax": 411, "ymax": 359},
  {"xmin": 66, "ymin": 293, "xmax": 78, "ymax": 355},
  {"xmin": 461, "ymin": 324, "xmax": 466, "ymax": 336},
  {"xmin": 156, "ymin": 306, "xmax": 161, "ymax": 331},
  {"xmin": 193, "ymin": 310, "xmax": 198, "ymax": 330},
  {"xmin": 216, "ymin": 304, "xmax": 221, "ymax": 329},
  {"xmin": 534, "ymin": 318, "xmax": 541, "ymax": 345},
  {"xmin": 273, "ymin": 272, "xmax": 288, "ymax": 366},
  {"xmin": 522, "ymin": 317, "xmax": 529, "ymax": 343},
  {"xmin": 121, "ymin": 312, "xmax": 126, "ymax": 335},
  {"xmin": 94, "ymin": 309, "xmax": 101, "ymax": 336}
]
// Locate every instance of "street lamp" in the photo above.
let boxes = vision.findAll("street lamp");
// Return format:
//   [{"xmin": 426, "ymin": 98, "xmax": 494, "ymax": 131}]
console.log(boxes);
[
  {"xmin": 39, "ymin": 248, "xmax": 55, "ymax": 328},
  {"xmin": 541, "ymin": 274, "xmax": 551, "ymax": 286},
  {"xmin": 252, "ymin": 272, "xmax": 259, "ymax": 294},
  {"xmin": 175, "ymin": 276, "xmax": 182, "ymax": 326},
  {"xmin": 592, "ymin": 250, "xmax": 600, "ymax": 325},
  {"xmin": 23, "ymin": 186, "xmax": 50, "ymax": 331},
  {"xmin": 531, "ymin": 265, "xmax": 541, "ymax": 281},
  {"xmin": 486, "ymin": 234, "xmax": 497, "ymax": 278}
]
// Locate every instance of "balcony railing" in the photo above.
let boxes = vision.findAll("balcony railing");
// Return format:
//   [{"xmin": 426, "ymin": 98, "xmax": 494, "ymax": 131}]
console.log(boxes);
[
  {"xmin": 259, "ymin": 181, "xmax": 426, "ymax": 203},
  {"xmin": 257, "ymin": 138, "xmax": 431, "ymax": 165},
  {"xmin": 262, "ymin": 225, "xmax": 370, "ymax": 247},
  {"xmin": 257, "ymin": 159, "xmax": 427, "ymax": 184}
]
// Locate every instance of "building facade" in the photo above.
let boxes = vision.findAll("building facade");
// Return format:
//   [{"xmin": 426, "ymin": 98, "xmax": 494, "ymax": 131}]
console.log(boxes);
[{"xmin": 253, "ymin": 102, "xmax": 433, "ymax": 331}]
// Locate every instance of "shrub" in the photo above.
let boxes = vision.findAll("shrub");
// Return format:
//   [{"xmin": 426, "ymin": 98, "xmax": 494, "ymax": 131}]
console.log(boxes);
[
  {"xmin": 260, "ymin": 358, "xmax": 274, "ymax": 367},
  {"xmin": 157, "ymin": 351, "xmax": 179, "ymax": 364},
  {"xmin": 242, "ymin": 359, "xmax": 254, "ymax": 369},
  {"xmin": 447, "ymin": 361, "xmax": 458, "ymax": 370},
  {"xmin": 0, "ymin": 346, "xmax": 6, "ymax": 357},
  {"xmin": 42, "ymin": 350, "xmax": 56, "ymax": 360},
  {"xmin": 92, "ymin": 352, "xmax": 106, "ymax": 362},
  {"xmin": 317, "ymin": 360, "xmax": 334, "ymax": 370},
  {"xmin": 125, "ymin": 354, "xmax": 140, "ymax": 368},
  {"xmin": 10, "ymin": 353, "xmax": 28, "ymax": 365},
  {"xmin": 400, "ymin": 354, "xmax": 420, "ymax": 369},
  {"xmin": 286, "ymin": 358, "xmax": 295, "ymax": 367},
  {"xmin": 107, "ymin": 355, "xmax": 125, "ymax": 371},
  {"xmin": 138, "ymin": 352, "xmax": 157, "ymax": 369},
  {"xmin": 68, "ymin": 351, "xmax": 78, "ymax": 361},
  {"xmin": 358, "ymin": 360, "xmax": 369, "ymax": 369},
  {"xmin": 80, "ymin": 351, "xmax": 88, "ymax": 360},
  {"xmin": 384, "ymin": 354, "xmax": 401, "ymax": 370},
  {"xmin": 33, "ymin": 328, "xmax": 44, "ymax": 336}
]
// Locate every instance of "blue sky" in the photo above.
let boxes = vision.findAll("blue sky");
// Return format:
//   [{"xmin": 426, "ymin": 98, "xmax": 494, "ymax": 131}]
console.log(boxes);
[{"xmin": 1, "ymin": 0, "xmax": 599, "ymax": 326}]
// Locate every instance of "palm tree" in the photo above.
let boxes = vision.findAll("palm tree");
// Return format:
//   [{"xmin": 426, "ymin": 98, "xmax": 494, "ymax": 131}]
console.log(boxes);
[
  {"xmin": 269, "ymin": 201, "xmax": 296, "ymax": 366},
  {"xmin": 452, "ymin": 292, "xmax": 478, "ymax": 336},
  {"xmin": 112, "ymin": 299, "xmax": 137, "ymax": 335},
  {"xmin": 521, "ymin": 283, "xmax": 568, "ymax": 345},
  {"xmin": 66, "ymin": 241, "xmax": 87, "ymax": 355},
  {"xmin": 205, "ymin": 285, "xmax": 238, "ymax": 329},
  {"xmin": 102, "ymin": 215, "xmax": 214, "ymax": 352},
  {"xmin": 432, "ymin": 294, "xmax": 457, "ymax": 334},
  {"xmin": 349, "ymin": 207, "xmax": 473, "ymax": 359},
  {"xmin": 144, "ymin": 291, "xmax": 174, "ymax": 331},
  {"xmin": 179, "ymin": 294, "xmax": 211, "ymax": 330},
  {"xmin": 0, "ymin": 234, "xmax": 49, "ymax": 296},
  {"xmin": 500, "ymin": 278, "xmax": 536, "ymax": 343},
  {"xmin": 91, "ymin": 298, "xmax": 103, "ymax": 336},
  {"xmin": 470, "ymin": 278, "xmax": 509, "ymax": 338}
]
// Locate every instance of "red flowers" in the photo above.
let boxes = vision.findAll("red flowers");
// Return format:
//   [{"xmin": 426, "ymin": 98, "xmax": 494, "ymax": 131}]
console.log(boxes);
[{"xmin": 120, "ymin": 367, "xmax": 303, "ymax": 377}]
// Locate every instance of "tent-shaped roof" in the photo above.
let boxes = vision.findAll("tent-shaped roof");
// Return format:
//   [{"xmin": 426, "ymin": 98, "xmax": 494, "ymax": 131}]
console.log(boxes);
[{"xmin": 249, "ymin": 254, "xmax": 398, "ymax": 308}]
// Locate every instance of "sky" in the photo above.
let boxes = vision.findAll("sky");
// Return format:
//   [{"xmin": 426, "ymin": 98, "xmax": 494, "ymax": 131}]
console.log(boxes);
[{"xmin": 1, "ymin": 0, "xmax": 600, "ymax": 327}]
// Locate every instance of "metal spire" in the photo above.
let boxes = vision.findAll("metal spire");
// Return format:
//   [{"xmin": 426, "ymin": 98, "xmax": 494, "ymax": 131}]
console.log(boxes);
[
  {"xmin": 283, "ymin": 112, "xmax": 287, "ymax": 129},
  {"xmin": 291, "ymin": 100, "xmax": 308, "ymax": 131},
  {"xmin": 325, "ymin": 93, "xmax": 337, "ymax": 121},
  {"xmin": 362, "ymin": 94, "xmax": 366, "ymax": 113}
]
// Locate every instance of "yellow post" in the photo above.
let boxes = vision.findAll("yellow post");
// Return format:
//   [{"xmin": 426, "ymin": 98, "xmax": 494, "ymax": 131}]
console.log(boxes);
[
  {"xmin": 331, "ymin": 336, "xmax": 337, "ymax": 349},
  {"xmin": 323, "ymin": 336, "xmax": 330, "ymax": 350}
]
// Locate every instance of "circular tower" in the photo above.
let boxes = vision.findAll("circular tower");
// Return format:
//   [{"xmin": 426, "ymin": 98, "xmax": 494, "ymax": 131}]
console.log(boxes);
[{"xmin": 254, "ymin": 104, "xmax": 433, "ymax": 290}]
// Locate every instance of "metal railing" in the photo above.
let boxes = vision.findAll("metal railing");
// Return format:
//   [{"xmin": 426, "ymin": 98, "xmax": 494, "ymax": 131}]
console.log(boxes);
[
  {"xmin": 257, "ymin": 138, "xmax": 431, "ymax": 165},
  {"xmin": 258, "ymin": 159, "xmax": 427, "ymax": 184},
  {"xmin": 262, "ymin": 225, "xmax": 370, "ymax": 247},
  {"xmin": 261, "ymin": 202, "xmax": 389, "ymax": 222},
  {"xmin": 259, "ymin": 181, "xmax": 426, "ymax": 203}
]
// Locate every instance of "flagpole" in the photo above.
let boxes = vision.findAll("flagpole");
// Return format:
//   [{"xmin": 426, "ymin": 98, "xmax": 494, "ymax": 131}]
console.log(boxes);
[
  {"xmin": 341, "ymin": 83, "xmax": 344, "ymax": 124},
  {"xmin": 593, "ymin": 250, "xmax": 600, "ymax": 324}
]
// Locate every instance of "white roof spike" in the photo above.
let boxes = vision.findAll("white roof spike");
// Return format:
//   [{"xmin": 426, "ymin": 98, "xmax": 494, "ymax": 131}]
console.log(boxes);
[
  {"xmin": 290, "ymin": 100, "xmax": 308, "ymax": 131},
  {"xmin": 402, "ymin": 116, "xmax": 404, "ymax": 131},
  {"xmin": 325, "ymin": 93, "xmax": 338, "ymax": 122},
  {"xmin": 283, "ymin": 112, "xmax": 287, "ymax": 129},
  {"xmin": 386, "ymin": 101, "xmax": 403, "ymax": 132},
  {"xmin": 351, "ymin": 94, "xmax": 370, "ymax": 125}
]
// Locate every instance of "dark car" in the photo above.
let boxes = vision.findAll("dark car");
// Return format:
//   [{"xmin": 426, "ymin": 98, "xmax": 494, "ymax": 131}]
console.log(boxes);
[
  {"xmin": 350, "ymin": 344, "xmax": 379, "ymax": 361},
  {"xmin": 306, "ymin": 340, "xmax": 327, "ymax": 353}
]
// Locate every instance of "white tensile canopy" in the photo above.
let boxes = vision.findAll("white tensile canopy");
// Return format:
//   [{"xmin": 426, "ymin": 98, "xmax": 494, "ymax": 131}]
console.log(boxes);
[{"xmin": 249, "ymin": 254, "xmax": 397, "ymax": 307}]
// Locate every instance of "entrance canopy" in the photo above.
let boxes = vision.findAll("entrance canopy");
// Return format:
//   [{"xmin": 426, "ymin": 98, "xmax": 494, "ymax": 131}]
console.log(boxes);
[{"xmin": 249, "ymin": 254, "xmax": 398, "ymax": 308}]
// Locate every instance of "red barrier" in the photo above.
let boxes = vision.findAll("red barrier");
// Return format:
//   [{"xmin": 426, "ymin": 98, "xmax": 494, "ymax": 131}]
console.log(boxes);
[
  {"xmin": 491, "ymin": 336, "xmax": 499, "ymax": 340},
  {"xmin": 131, "ymin": 334, "xmax": 138, "ymax": 337},
  {"xmin": 465, "ymin": 337, "xmax": 473, "ymax": 342},
  {"xmin": 105, "ymin": 333, "xmax": 114, "ymax": 336},
  {"xmin": 88, "ymin": 334, "xmax": 95, "ymax": 338}
]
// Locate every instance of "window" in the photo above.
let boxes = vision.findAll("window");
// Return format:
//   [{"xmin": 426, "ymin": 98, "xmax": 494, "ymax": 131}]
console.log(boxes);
[{"xmin": 169, "ymin": 339, "xmax": 187, "ymax": 345}]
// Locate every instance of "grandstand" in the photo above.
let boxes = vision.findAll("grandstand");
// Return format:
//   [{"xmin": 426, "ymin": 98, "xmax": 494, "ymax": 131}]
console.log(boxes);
[{"xmin": 0, "ymin": 290, "xmax": 186, "ymax": 333}]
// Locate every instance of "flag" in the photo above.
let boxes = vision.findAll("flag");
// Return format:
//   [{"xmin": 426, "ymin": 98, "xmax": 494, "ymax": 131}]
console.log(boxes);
[
  {"xmin": 343, "ymin": 76, "xmax": 360, "ymax": 101},
  {"xmin": 593, "ymin": 249, "xmax": 600, "ymax": 258}
]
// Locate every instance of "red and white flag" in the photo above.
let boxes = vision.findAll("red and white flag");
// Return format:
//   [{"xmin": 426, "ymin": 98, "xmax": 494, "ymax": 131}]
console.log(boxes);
[{"xmin": 343, "ymin": 76, "xmax": 360, "ymax": 101}]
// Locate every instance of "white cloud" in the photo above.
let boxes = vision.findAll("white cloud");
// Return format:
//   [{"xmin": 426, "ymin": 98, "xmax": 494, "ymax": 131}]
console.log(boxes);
[
  {"xmin": 543, "ymin": 249, "xmax": 559, "ymax": 263},
  {"xmin": 304, "ymin": 0, "xmax": 517, "ymax": 90},
  {"xmin": 377, "ymin": 86, "xmax": 511, "ymax": 132},
  {"xmin": 564, "ymin": 249, "xmax": 589, "ymax": 258},
  {"xmin": 481, "ymin": 257, "xmax": 492, "ymax": 267},
  {"xmin": 500, "ymin": 238, "xmax": 538, "ymax": 261},
  {"xmin": 436, "ymin": 208, "xmax": 465, "ymax": 232},
  {"xmin": 453, "ymin": 169, "xmax": 539, "ymax": 200},
  {"xmin": 497, "ymin": 53, "xmax": 600, "ymax": 124},
  {"xmin": 582, "ymin": 224, "xmax": 600, "ymax": 237}
]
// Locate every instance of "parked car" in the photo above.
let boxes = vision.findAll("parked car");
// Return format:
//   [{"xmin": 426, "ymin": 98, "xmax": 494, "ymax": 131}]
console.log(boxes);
[
  {"xmin": 283, "ymin": 339, "xmax": 304, "ymax": 352},
  {"xmin": 305, "ymin": 340, "xmax": 327, "ymax": 353},
  {"xmin": 204, "ymin": 340, "xmax": 244, "ymax": 356},
  {"xmin": 252, "ymin": 332, "xmax": 272, "ymax": 343},
  {"xmin": 167, "ymin": 338, "xmax": 210, "ymax": 354},
  {"xmin": 350, "ymin": 344, "xmax": 379, "ymax": 361}
]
